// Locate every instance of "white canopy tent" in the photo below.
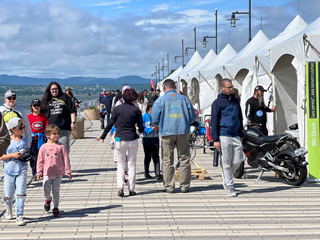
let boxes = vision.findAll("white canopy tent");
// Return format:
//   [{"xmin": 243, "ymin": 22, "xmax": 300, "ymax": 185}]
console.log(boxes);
[
  {"xmin": 269, "ymin": 16, "xmax": 320, "ymax": 148},
  {"xmin": 195, "ymin": 44, "xmax": 238, "ymax": 114},
  {"xmin": 175, "ymin": 51, "xmax": 202, "ymax": 109},
  {"xmin": 220, "ymin": 30, "xmax": 270, "ymax": 126},
  {"xmin": 229, "ymin": 15, "xmax": 308, "ymax": 135},
  {"xmin": 157, "ymin": 66, "xmax": 183, "ymax": 97}
]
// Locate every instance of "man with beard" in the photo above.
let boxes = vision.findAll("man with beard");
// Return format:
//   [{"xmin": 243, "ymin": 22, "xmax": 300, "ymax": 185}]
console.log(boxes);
[{"xmin": 245, "ymin": 85, "xmax": 276, "ymax": 135}]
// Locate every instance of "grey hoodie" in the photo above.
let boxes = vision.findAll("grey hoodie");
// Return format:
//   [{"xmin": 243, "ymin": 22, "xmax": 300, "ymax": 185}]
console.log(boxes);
[{"xmin": 0, "ymin": 103, "xmax": 32, "ymax": 144}]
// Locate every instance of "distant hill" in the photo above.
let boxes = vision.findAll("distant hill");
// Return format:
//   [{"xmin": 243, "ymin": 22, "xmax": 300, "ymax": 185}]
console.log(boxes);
[{"xmin": 0, "ymin": 74, "xmax": 150, "ymax": 85}]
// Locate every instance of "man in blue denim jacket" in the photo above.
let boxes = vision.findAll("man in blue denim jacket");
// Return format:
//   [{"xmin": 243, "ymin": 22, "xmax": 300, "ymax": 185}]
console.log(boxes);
[{"xmin": 151, "ymin": 79, "xmax": 197, "ymax": 193}]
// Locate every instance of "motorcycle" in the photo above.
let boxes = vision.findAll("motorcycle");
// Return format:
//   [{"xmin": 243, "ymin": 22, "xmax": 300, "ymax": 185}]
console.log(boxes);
[{"xmin": 233, "ymin": 122, "xmax": 308, "ymax": 186}]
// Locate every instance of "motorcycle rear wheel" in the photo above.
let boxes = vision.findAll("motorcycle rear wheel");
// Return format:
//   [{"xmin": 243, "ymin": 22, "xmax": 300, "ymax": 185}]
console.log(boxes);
[
  {"xmin": 278, "ymin": 151, "xmax": 307, "ymax": 186},
  {"xmin": 279, "ymin": 137, "xmax": 300, "ymax": 151}
]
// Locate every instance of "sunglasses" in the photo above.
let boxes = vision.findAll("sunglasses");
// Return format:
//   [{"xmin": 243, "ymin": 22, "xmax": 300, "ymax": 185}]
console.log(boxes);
[
  {"xmin": 33, "ymin": 104, "xmax": 41, "ymax": 107},
  {"xmin": 16, "ymin": 126, "xmax": 25, "ymax": 130},
  {"xmin": 225, "ymin": 86, "xmax": 234, "ymax": 89},
  {"xmin": 7, "ymin": 97, "xmax": 16, "ymax": 100}
]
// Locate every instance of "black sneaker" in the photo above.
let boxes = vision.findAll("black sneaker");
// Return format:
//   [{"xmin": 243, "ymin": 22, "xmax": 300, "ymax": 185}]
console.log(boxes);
[
  {"xmin": 118, "ymin": 188, "xmax": 124, "ymax": 197},
  {"xmin": 129, "ymin": 191, "xmax": 136, "ymax": 196},
  {"xmin": 53, "ymin": 208, "xmax": 60, "ymax": 217},
  {"xmin": 44, "ymin": 200, "xmax": 51, "ymax": 212},
  {"xmin": 145, "ymin": 173, "xmax": 152, "ymax": 179}
]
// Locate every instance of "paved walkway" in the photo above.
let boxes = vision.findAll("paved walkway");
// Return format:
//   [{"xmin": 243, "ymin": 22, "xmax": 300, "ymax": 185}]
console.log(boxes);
[{"xmin": 1, "ymin": 120, "xmax": 320, "ymax": 240}]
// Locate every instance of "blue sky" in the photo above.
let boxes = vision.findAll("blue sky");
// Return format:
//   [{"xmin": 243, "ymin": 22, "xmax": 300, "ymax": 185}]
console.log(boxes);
[{"xmin": 0, "ymin": 0, "xmax": 319, "ymax": 79}]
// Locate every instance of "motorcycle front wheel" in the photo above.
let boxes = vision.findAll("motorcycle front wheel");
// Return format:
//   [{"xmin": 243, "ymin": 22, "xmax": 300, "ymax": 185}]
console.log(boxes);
[{"xmin": 278, "ymin": 151, "xmax": 307, "ymax": 186}]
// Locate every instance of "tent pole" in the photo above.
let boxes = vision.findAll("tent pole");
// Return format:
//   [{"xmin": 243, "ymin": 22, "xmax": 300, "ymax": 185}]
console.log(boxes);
[
  {"xmin": 255, "ymin": 56, "xmax": 273, "ymax": 91},
  {"xmin": 303, "ymin": 34, "xmax": 320, "ymax": 57},
  {"xmin": 223, "ymin": 66, "xmax": 236, "ymax": 81},
  {"xmin": 197, "ymin": 72, "xmax": 215, "ymax": 92}
]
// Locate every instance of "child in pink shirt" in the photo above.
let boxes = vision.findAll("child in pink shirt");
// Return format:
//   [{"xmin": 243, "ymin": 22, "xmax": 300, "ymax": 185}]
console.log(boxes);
[{"xmin": 37, "ymin": 124, "xmax": 72, "ymax": 217}]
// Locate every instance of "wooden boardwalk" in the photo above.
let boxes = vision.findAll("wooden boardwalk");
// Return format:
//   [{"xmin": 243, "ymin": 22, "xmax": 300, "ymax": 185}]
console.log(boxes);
[{"xmin": 1, "ymin": 120, "xmax": 320, "ymax": 240}]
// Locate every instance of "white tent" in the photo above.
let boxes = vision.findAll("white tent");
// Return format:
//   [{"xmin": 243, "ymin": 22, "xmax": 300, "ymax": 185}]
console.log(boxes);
[
  {"xmin": 269, "ymin": 16, "xmax": 320, "ymax": 148},
  {"xmin": 156, "ymin": 66, "xmax": 183, "ymax": 96},
  {"xmin": 178, "ymin": 50, "xmax": 216, "ymax": 111},
  {"xmin": 181, "ymin": 44, "xmax": 237, "ymax": 115},
  {"xmin": 220, "ymin": 30, "xmax": 270, "ymax": 125},
  {"xmin": 196, "ymin": 44, "xmax": 238, "ymax": 114},
  {"xmin": 228, "ymin": 15, "xmax": 308, "ymax": 135},
  {"xmin": 175, "ymin": 50, "xmax": 203, "ymax": 82},
  {"xmin": 176, "ymin": 51, "xmax": 202, "ymax": 108}
]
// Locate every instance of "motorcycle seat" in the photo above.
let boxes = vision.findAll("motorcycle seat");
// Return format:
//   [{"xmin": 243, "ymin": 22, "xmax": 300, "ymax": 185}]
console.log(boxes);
[{"xmin": 258, "ymin": 134, "xmax": 288, "ymax": 143}]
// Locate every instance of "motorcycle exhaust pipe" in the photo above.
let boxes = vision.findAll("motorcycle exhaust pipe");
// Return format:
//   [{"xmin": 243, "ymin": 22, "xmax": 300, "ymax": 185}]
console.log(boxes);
[{"xmin": 267, "ymin": 162, "xmax": 289, "ymax": 172}]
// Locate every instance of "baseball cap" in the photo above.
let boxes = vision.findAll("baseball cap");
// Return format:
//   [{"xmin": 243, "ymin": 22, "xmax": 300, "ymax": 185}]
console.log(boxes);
[
  {"xmin": 31, "ymin": 99, "xmax": 41, "ymax": 106},
  {"xmin": 8, "ymin": 117, "xmax": 22, "ymax": 130},
  {"xmin": 103, "ymin": 89, "xmax": 106, "ymax": 92},
  {"xmin": 255, "ymin": 85, "xmax": 266, "ymax": 92},
  {"xmin": 66, "ymin": 86, "xmax": 71, "ymax": 91},
  {"xmin": 5, "ymin": 90, "xmax": 16, "ymax": 98},
  {"xmin": 156, "ymin": 89, "xmax": 161, "ymax": 92}
]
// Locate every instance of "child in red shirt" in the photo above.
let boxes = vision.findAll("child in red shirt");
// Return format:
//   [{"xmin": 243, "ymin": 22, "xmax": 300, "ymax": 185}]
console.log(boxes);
[
  {"xmin": 37, "ymin": 124, "xmax": 72, "ymax": 217},
  {"xmin": 28, "ymin": 99, "xmax": 48, "ymax": 179}
]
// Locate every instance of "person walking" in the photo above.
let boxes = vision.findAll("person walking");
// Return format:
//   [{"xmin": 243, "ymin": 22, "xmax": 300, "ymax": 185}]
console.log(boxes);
[
  {"xmin": 40, "ymin": 82, "xmax": 76, "ymax": 154},
  {"xmin": 96, "ymin": 88, "xmax": 144, "ymax": 197},
  {"xmin": 211, "ymin": 78, "xmax": 244, "ymax": 197},
  {"xmin": 0, "ymin": 90, "xmax": 32, "ymax": 144},
  {"xmin": 65, "ymin": 86, "xmax": 82, "ymax": 115},
  {"xmin": 99, "ymin": 106, "xmax": 107, "ymax": 129},
  {"xmin": 151, "ymin": 79, "xmax": 197, "ymax": 193},
  {"xmin": 37, "ymin": 124, "xmax": 72, "ymax": 217},
  {"xmin": 142, "ymin": 103, "xmax": 162, "ymax": 180},
  {"xmin": 28, "ymin": 99, "xmax": 48, "ymax": 180},
  {"xmin": 137, "ymin": 91, "xmax": 148, "ymax": 115},
  {"xmin": 99, "ymin": 90, "xmax": 113, "ymax": 123},
  {"xmin": 245, "ymin": 85, "xmax": 276, "ymax": 135},
  {"xmin": 0, "ymin": 118, "xmax": 29, "ymax": 226}
]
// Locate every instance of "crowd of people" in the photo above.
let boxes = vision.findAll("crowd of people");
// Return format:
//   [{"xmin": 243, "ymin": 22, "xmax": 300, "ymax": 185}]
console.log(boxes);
[{"xmin": 0, "ymin": 78, "xmax": 275, "ymax": 226}]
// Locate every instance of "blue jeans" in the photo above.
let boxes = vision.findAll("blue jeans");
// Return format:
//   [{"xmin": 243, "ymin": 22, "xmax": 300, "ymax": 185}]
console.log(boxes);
[
  {"xmin": 106, "ymin": 112, "xmax": 111, "ymax": 124},
  {"xmin": 3, "ymin": 171, "xmax": 27, "ymax": 216}
]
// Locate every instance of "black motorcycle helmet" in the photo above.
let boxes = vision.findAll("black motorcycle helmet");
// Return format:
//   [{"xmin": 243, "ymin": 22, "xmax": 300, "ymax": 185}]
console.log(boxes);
[{"xmin": 19, "ymin": 148, "xmax": 35, "ymax": 163}]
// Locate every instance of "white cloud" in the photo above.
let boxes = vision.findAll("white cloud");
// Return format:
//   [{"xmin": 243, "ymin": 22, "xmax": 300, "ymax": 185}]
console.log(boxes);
[
  {"xmin": 151, "ymin": 3, "xmax": 171, "ymax": 12},
  {"xmin": 136, "ymin": 9, "xmax": 214, "ymax": 26},
  {"xmin": 0, "ymin": 0, "xmax": 319, "ymax": 80},
  {"xmin": 90, "ymin": 0, "xmax": 130, "ymax": 7},
  {"xmin": 0, "ymin": 24, "xmax": 20, "ymax": 39},
  {"xmin": 194, "ymin": 0, "xmax": 221, "ymax": 6},
  {"xmin": 111, "ymin": 6, "xmax": 126, "ymax": 9}
]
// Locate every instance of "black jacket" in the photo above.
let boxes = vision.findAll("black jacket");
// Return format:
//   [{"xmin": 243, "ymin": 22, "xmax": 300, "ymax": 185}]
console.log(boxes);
[
  {"xmin": 100, "ymin": 103, "xmax": 144, "ymax": 141},
  {"xmin": 245, "ymin": 96, "xmax": 271, "ymax": 127},
  {"xmin": 99, "ymin": 94, "xmax": 113, "ymax": 113}
]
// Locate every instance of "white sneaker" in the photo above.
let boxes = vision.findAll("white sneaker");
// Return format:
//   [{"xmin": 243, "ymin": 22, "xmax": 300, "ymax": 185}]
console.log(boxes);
[
  {"xmin": 227, "ymin": 186, "xmax": 237, "ymax": 197},
  {"xmin": 16, "ymin": 215, "xmax": 26, "ymax": 226},
  {"xmin": 5, "ymin": 208, "xmax": 13, "ymax": 220}
]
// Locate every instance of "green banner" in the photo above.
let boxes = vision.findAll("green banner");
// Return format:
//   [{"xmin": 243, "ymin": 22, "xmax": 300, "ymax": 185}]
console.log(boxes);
[{"xmin": 306, "ymin": 62, "xmax": 320, "ymax": 180}]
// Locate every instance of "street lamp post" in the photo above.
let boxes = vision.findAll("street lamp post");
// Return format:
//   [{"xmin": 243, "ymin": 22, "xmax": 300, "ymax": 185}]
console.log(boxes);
[
  {"xmin": 174, "ymin": 38, "xmax": 185, "ymax": 67},
  {"xmin": 185, "ymin": 26, "xmax": 197, "ymax": 56},
  {"xmin": 162, "ymin": 53, "xmax": 169, "ymax": 78},
  {"xmin": 201, "ymin": 8, "xmax": 218, "ymax": 54},
  {"xmin": 227, "ymin": 0, "xmax": 251, "ymax": 42}
]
